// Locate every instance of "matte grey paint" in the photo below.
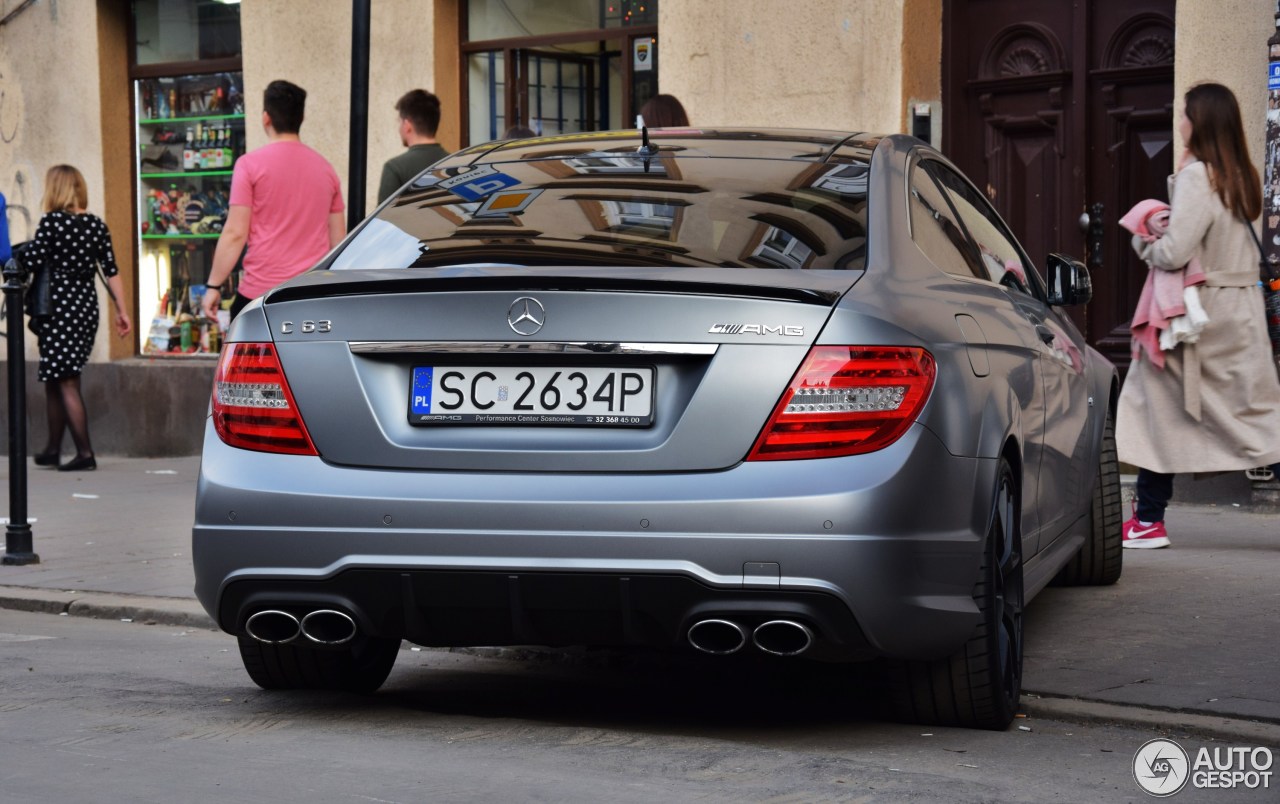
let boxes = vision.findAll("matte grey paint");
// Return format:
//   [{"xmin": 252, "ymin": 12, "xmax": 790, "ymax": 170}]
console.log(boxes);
[{"xmin": 193, "ymin": 132, "xmax": 1117, "ymax": 664}]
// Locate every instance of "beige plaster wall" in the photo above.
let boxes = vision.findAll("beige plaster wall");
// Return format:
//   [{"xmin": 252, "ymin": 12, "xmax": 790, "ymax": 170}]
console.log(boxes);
[
  {"xmin": 240, "ymin": 0, "xmax": 436, "ymax": 221},
  {"xmin": 0, "ymin": 0, "xmax": 111, "ymax": 364},
  {"xmin": 659, "ymin": 0, "xmax": 907, "ymax": 133},
  {"xmin": 240, "ymin": 1, "xmax": 352, "ymax": 210},
  {"xmin": 1174, "ymin": 0, "xmax": 1274, "ymax": 178}
]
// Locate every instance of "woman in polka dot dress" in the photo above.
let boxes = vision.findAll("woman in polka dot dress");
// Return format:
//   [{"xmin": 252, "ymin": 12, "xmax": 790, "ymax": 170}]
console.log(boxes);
[{"xmin": 26, "ymin": 165, "xmax": 132, "ymax": 472}]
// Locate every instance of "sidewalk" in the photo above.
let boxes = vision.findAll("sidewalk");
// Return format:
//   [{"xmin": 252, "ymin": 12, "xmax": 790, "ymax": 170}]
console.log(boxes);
[{"xmin": 2, "ymin": 456, "xmax": 1278, "ymax": 743}]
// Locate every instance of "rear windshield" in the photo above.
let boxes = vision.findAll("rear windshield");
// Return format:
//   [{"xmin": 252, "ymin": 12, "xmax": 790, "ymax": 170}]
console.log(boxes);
[{"xmin": 329, "ymin": 154, "xmax": 869, "ymax": 271}]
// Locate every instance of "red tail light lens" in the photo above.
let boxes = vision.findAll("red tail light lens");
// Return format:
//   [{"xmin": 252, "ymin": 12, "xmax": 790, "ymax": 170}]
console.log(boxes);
[
  {"xmin": 211, "ymin": 343, "xmax": 318, "ymax": 456},
  {"xmin": 747, "ymin": 346, "xmax": 936, "ymax": 461}
]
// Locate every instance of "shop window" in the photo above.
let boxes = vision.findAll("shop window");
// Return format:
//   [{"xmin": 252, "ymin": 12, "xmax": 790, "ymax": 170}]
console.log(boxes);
[
  {"xmin": 462, "ymin": 1, "xmax": 659, "ymax": 146},
  {"xmin": 131, "ymin": 0, "xmax": 243, "ymax": 357}
]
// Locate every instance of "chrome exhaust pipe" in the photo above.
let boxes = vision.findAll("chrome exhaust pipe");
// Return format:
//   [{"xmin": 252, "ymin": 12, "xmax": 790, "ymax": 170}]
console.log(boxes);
[
  {"xmin": 752, "ymin": 620, "xmax": 814, "ymax": 656},
  {"xmin": 245, "ymin": 610, "xmax": 301, "ymax": 644},
  {"xmin": 300, "ymin": 609, "xmax": 358, "ymax": 646},
  {"xmin": 687, "ymin": 619, "xmax": 747, "ymax": 655}
]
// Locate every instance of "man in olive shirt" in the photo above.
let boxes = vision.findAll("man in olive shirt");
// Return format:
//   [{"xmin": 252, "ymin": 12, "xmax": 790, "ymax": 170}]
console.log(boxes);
[{"xmin": 377, "ymin": 89, "xmax": 449, "ymax": 203}]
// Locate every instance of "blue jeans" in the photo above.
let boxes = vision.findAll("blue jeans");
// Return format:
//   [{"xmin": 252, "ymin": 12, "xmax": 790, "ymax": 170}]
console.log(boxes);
[{"xmin": 1136, "ymin": 463, "xmax": 1280, "ymax": 522}]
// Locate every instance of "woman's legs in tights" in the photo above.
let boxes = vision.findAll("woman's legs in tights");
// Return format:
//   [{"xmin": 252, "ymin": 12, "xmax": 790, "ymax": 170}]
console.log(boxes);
[
  {"xmin": 45, "ymin": 376, "xmax": 93, "ymax": 460},
  {"xmin": 43, "ymin": 381, "xmax": 66, "ymax": 456}
]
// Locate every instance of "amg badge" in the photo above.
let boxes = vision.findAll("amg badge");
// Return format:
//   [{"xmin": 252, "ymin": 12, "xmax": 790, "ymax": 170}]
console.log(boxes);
[{"xmin": 708, "ymin": 323, "xmax": 804, "ymax": 336}]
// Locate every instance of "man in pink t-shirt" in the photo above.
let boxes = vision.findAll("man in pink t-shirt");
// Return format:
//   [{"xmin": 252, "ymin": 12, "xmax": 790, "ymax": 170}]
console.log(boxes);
[{"xmin": 202, "ymin": 80, "xmax": 345, "ymax": 320}]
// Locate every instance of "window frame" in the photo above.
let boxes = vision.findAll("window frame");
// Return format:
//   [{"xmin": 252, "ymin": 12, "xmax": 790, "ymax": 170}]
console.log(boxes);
[{"xmin": 459, "ymin": 3, "xmax": 658, "ymax": 147}]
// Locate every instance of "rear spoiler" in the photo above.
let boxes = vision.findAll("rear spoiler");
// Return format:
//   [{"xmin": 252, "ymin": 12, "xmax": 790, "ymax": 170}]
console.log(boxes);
[{"xmin": 266, "ymin": 270, "xmax": 858, "ymax": 307}]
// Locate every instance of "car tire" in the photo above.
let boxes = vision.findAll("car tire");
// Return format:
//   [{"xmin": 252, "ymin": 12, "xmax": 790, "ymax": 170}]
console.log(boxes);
[
  {"xmin": 886, "ymin": 457, "xmax": 1024, "ymax": 730},
  {"xmin": 237, "ymin": 634, "xmax": 401, "ymax": 693},
  {"xmin": 1052, "ymin": 408, "xmax": 1123, "ymax": 587}
]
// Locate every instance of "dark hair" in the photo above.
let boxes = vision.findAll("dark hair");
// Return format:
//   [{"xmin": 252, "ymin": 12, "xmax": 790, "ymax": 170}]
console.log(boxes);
[
  {"xmin": 503, "ymin": 125, "xmax": 536, "ymax": 140},
  {"xmin": 1184, "ymin": 82, "xmax": 1261, "ymax": 221},
  {"xmin": 263, "ymin": 80, "xmax": 306, "ymax": 134},
  {"xmin": 638, "ymin": 94, "xmax": 689, "ymax": 128},
  {"xmin": 396, "ymin": 89, "xmax": 441, "ymax": 137}
]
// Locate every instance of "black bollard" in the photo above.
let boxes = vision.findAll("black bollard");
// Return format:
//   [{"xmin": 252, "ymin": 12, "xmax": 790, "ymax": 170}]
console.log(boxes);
[{"xmin": 3, "ymin": 252, "xmax": 38, "ymax": 565}]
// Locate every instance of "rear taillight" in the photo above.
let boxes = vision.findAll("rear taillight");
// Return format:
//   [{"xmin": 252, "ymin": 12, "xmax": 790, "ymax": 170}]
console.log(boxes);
[
  {"xmin": 747, "ymin": 346, "xmax": 935, "ymax": 461},
  {"xmin": 211, "ymin": 343, "xmax": 317, "ymax": 456}
]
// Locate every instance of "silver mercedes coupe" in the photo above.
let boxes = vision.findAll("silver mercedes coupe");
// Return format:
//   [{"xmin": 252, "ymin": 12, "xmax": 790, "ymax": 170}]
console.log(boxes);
[{"xmin": 192, "ymin": 128, "xmax": 1122, "ymax": 730}]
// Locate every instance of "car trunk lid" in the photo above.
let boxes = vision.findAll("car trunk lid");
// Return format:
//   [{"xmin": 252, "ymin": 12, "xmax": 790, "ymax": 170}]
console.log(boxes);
[{"xmin": 260, "ymin": 267, "xmax": 862, "ymax": 472}]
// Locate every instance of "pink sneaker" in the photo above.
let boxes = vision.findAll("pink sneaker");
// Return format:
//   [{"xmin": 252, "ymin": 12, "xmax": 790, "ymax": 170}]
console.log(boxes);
[{"xmin": 1122, "ymin": 516, "xmax": 1170, "ymax": 549}]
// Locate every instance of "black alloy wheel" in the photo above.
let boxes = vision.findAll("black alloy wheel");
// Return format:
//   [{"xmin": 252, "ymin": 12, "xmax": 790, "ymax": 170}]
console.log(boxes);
[
  {"xmin": 888, "ymin": 457, "xmax": 1024, "ymax": 730},
  {"xmin": 989, "ymin": 462, "xmax": 1024, "ymax": 721}
]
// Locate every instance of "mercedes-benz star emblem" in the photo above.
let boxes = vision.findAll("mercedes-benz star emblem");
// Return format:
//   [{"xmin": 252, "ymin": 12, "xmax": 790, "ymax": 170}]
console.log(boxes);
[{"xmin": 507, "ymin": 296, "xmax": 546, "ymax": 336}]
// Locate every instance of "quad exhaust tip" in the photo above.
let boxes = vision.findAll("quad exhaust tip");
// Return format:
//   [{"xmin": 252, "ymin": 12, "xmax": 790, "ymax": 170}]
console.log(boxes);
[
  {"xmin": 687, "ymin": 619, "xmax": 748, "ymax": 655},
  {"xmin": 752, "ymin": 620, "xmax": 814, "ymax": 656},
  {"xmin": 300, "ymin": 609, "xmax": 358, "ymax": 645},
  {"xmin": 245, "ymin": 610, "xmax": 301, "ymax": 644},
  {"xmin": 244, "ymin": 609, "xmax": 358, "ymax": 646}
]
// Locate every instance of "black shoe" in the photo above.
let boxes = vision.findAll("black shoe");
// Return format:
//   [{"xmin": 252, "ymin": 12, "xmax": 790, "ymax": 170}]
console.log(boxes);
[
  {"xmin": 57, "ymin": 455, "xmax": 97, "ymax": 472},
  {"xmin": 33, "ymin": 451, "xmax": 60, "ymax": 467}
]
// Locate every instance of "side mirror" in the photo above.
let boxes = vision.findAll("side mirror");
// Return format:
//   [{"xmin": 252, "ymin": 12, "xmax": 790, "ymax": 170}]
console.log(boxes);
[{"xmin": 1044, "ymin": 253, "xmax": 1091, "ymax": 306}]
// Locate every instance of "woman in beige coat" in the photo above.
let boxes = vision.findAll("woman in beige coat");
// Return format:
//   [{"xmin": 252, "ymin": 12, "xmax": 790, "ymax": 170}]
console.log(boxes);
[{"xmin": 1116, "ymin": 83, "xmax": 1280, "ymax": 548}]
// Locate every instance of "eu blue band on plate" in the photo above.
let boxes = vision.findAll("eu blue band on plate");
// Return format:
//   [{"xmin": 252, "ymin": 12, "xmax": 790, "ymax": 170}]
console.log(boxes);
[{"xmin": 411, "ymin": 367, "xmax": 433, "ymax": 415}]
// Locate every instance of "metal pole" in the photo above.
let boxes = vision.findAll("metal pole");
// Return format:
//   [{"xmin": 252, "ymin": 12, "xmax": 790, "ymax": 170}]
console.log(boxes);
[
  {"xmin": 347, "ymin": 0, "xmax": 371, "ymax": 231},
  {"xmin": 3, "ymin": 255, "xmax": 38, "ymax": 565}
]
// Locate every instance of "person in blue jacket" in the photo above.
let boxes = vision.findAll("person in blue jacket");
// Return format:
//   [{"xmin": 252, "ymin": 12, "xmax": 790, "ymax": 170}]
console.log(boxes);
[{"xmin": 0, "ymin": 191, "xmax": 11, "ymax": 264}]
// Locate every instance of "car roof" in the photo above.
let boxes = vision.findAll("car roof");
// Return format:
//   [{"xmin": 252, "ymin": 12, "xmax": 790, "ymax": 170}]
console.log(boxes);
[{"xmin": 445, "ymin": 128, "xmax": 886, "ymax": 167}]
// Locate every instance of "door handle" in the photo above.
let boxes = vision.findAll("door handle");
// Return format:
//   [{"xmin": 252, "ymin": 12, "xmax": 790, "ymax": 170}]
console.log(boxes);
[{"xmin": 1035, "ymin": 324, "xmax": 1055, "ymax": 345}]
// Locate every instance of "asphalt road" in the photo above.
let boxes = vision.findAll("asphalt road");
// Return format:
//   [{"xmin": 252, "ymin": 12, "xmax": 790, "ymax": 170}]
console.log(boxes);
[{"xmin": 2, "ymin": 610, "xmax": 1273, "ymax": 804}]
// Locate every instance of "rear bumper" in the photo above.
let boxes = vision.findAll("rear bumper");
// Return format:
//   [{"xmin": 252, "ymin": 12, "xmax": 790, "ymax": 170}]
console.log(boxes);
[{"xmin": 193, "ymin": 419, "xmax": 996, "ymax": 661}]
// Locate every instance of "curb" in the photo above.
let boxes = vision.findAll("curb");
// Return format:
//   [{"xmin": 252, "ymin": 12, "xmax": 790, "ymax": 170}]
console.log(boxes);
[
  {"xmin": 0, "ymin": 585, "xmax": 215, "ymax": 630},
  {"xmin": 4, "ymin": 585, "xmax": 1278, "ymax": 745},
  {"xmin": 1021, "ymin": 694, "xmax": 1280, "ymax": 747}
]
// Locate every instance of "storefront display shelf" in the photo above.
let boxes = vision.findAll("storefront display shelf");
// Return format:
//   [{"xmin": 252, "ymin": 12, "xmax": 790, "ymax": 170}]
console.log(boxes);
[
  {"xmin": 142, "ymin": 233, "xmax": 222, "ymax": 240},
  {"xmin": 139, "ymin": 170, "xmax": 235, "ymax": 178},
  {"xmin": 139, "ymin": 112, "xmax": 245, "ymax": 125}
]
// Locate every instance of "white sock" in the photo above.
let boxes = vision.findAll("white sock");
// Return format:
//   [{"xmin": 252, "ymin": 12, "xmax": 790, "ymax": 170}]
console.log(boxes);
[{"xmin": 1138, "ymin": 520, "xmax": 1155, "ymax": 527}]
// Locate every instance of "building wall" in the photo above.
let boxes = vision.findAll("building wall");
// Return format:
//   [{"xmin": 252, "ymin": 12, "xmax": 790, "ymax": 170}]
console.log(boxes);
[
  {"xmin": 0, "ymin": 359, "xmax": 215, "ymax": 458},
  {"xmin": 0, "ymin": 0, "xmax": 113, "ymax": 365},
  {"xmin": 1174, "ymin": 0, "xmax": 1273, "ymax": 177},
  {"xmin": 239, "ymin": 0, "xmax": 437, "ymax": 220},
  {"xmin": 658, "ymin": 0, "xmax": 908, "ymax": 132}
]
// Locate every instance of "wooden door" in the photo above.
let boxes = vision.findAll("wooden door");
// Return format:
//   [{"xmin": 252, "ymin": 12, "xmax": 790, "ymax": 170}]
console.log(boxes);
[{"xmin": 943, "ymin": 1, "xmax": 1175, "ymax": 370}]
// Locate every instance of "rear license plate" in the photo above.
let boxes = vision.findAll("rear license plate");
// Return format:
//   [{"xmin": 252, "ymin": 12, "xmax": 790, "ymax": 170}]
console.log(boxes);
[{"xmin": 409, "ymin": 366, "xmax": 654, "ymax": 426}]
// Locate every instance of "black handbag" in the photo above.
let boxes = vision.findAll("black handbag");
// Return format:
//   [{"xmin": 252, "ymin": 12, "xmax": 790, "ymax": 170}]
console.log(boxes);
[
  {"xmin": 1246, "ymin": 223, "xmax": 1280, "ymax": 356},
  {"xmin": 14, "ymin": 241, "xmax": 53, "ymax": 320}
]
